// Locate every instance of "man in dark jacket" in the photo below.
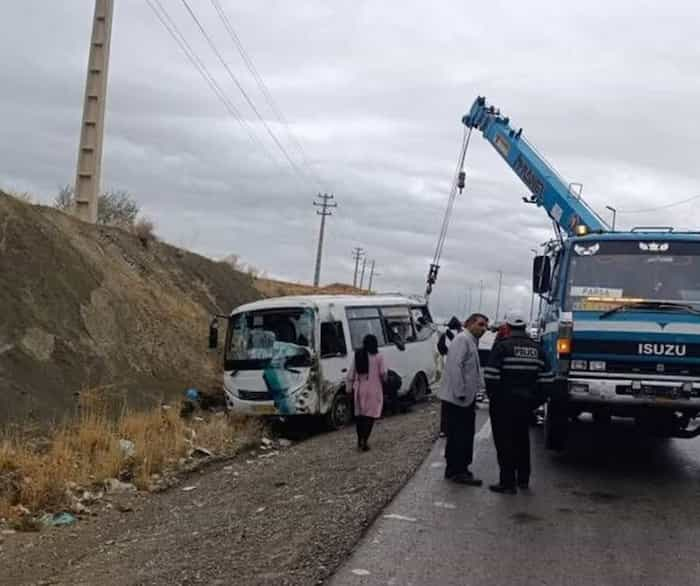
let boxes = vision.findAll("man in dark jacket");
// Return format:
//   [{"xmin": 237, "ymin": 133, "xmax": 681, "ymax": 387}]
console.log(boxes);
[{"xmin": 484, "ymin": 310, "xmax": 553, "ymax": 494}]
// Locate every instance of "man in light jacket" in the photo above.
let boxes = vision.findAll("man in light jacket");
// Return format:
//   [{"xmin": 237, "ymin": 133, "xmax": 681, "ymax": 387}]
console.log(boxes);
[
  {"xmin": 438, "ymin": 312, "xmax": 489, "ymax": 485},
  {"xmin": 437, "ymin": 316, "xmax": 464, "ymax": 437}
]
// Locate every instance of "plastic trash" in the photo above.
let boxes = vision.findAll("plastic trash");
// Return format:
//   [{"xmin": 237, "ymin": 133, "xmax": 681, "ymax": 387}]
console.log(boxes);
[
  {"xmin": 119, "ymin": 439, "xmax": 136, "ymax": 459},
  {"xmin": 41, "ymin": 512, "xmax": 76, "ymax": 527},
  {"xmin": 185, "ymin": 388, "xmax": 200, "ymax": 402}
]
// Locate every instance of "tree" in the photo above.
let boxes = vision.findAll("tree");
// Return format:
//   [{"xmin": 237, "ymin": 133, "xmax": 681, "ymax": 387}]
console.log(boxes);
[
  {"xmin": 54, "ymin": 185, "xmax": 140, "ymax": 226},
  {"xmin": 97, "ymin": 190, "xmax": 139, "ymax": 226},
  {"xmin": 54, "ymin": 185, "xmax": 74, "ymax": 210}
]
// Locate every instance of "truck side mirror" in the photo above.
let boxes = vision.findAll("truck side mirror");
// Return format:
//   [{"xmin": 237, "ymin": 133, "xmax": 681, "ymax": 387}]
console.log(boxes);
[
  {"xmin": 532, "ymin": 256, "xmax": 551, "ymax": 294},
  {"xmin": 208, "ymin": 318, "xmax": 219, "ymax": 350}
]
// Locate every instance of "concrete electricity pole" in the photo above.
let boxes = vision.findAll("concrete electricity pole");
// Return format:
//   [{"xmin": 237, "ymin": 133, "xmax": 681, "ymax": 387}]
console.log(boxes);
[
  {"xmin": 312, "ymin": 193, "xmax": 336, "ymax": 287},
  {"xmin": 478, "ymin": 280, "xmax": 484, "ymax": 312},
  {"xmin": 352, "ymin": 248, "xmax": 364, "ymax": 288},
  {"xmin": 359, "ymin": 255, "xmax": 368, "ymax": 289},
  {"xmin": 495, "ymin": 270, "xmax": 503, "ymax": 322},
  {"xmin": 367, "ymin": 260, "xmax": 376, "ymax": 292},
  {"xmin": 73, "ymin": 0, "xmax": 114, "ymax": 224}
]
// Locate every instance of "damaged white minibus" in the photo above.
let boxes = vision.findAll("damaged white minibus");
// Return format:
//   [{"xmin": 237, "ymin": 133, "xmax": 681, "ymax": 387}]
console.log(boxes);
[{"xmin": 209, "ymin": 295, "xmax": 438, "ymax": 428}]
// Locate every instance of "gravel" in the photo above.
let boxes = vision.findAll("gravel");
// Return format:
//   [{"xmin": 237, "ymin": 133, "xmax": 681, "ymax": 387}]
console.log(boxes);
[{"xmin": 1, "ymin": 402, "xmax": 440, "ymax": 585}]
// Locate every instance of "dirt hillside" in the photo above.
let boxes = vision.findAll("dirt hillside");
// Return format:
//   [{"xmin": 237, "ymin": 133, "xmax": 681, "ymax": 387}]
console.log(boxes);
[
  {"xmin": 0, "ymin": 192, "xmax": 260, "ymax": 426},
  {"xmin": 253, "ymin": 276, "xmax": 366, "ymax": 297}
]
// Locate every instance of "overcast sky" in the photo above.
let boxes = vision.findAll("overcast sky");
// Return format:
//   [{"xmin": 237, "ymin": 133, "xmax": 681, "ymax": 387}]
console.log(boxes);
[{"xmin": 2, "ymin": 0, "xmax": 700, "ymax": 321}]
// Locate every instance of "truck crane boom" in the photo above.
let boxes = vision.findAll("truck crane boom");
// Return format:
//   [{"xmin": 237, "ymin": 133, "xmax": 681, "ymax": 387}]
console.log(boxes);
[{"xmin": 462, "ymin": 96, "xmax": 609, "ymax": 237}]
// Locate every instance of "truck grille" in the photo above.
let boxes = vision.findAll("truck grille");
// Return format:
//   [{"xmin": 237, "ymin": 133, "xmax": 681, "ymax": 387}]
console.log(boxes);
[{"xmin": 604, "ymin": 361, "xmax": 700, "ymax": 378}]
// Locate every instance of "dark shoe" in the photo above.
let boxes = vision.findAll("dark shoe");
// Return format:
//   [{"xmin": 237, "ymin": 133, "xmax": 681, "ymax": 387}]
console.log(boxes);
[
  {"xmin": 449, "ymin": 473, "xmax": 483, "ymax": 486},
  {"xmin": 361, "ymin": 444, "xmax": 370, "ymax": 452},
  {"xmin": 517, "ymin": 482, "xmax": 530, "ymax": 490},
  {"xmin": 489, "ymin": 484, "xmax": 517, "ymax": 495}
]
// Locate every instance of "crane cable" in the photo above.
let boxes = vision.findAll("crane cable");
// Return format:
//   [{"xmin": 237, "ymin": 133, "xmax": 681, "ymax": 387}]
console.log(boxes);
[{"xmin": 425, "ymin": 127, "xmax": 473, "ymax": 298}]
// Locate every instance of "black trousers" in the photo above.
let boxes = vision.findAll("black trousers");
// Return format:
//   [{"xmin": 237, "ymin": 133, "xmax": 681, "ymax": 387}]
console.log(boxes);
[
  {"xmin": 356, "ymin": 416, "xmax": 375, "ymax": 446},
  {"xmin": 440, "ymin": 400, "xmax": 448, "ymax": 434},
  {"xmin": 490, "ymin": 395, "xmax": 531, "ymax": 487},
  {"xmin": 443, "ymin": 400, "xmax": 476, "ymax": 477}
]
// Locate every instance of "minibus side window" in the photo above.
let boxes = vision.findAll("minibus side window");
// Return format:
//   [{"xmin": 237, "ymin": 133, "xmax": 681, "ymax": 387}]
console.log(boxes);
[{"xmin": 321, "ymin": 322, "xmax": 347, "ymax": 357}]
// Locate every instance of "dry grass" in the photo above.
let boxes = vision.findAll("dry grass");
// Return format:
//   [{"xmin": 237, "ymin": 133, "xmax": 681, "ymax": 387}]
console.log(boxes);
[
  {"xmin": 0, "ymin": 390, "xmax": 259, "ymax": 524},
  {"xmin": 131, "ymin": 216, "xmax": 157, "ymax": 247},
  {"xmin": 253, "ymin": 276, "xmax": 367, "ymax": 298}
]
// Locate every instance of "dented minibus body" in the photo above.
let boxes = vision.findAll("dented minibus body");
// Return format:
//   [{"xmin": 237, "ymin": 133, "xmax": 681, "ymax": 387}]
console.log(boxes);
[{"xmin": 221, "ymin": 295, "xmax": 438, "ymax": 427}]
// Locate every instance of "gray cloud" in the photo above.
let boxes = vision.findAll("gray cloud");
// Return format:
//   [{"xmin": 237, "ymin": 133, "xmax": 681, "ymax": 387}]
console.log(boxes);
[{"xmin": 2, "ymin": 0, "xmax": 700, "ymax": 322}]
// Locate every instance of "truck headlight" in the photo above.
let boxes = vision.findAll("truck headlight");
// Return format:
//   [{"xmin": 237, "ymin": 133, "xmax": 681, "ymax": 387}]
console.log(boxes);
[
  {"xmin": 589, "ymin": 361, "xmax": 606, "ymax": 371},
  {"xmin": 571, "ymin": 360, "xmax": 587, "ymax": 370}
]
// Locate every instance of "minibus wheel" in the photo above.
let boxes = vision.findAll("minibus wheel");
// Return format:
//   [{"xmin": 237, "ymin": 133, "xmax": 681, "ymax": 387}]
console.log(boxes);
[
  {"xmin": 411, "ymin": 374, "xmax": 428, "ymax": 404},
  {"xmin": 326, "ymin": 391, "xmax": 353, "ymax": 430}
]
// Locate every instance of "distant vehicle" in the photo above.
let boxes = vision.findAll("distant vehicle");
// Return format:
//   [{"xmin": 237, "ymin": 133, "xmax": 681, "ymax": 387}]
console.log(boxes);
[{"xmin": 209, "ymin": 295, "xmax": 438, "ymax": 429}]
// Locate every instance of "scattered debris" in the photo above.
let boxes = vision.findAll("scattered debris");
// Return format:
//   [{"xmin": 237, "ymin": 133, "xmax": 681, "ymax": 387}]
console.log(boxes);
[
  {"xmin": 261, "ymin": 437, "xmax": 273, "ymax": 448},
  {"xmin": 433, "ymin": 501, "xmax": 457, "ymax": 510},
  {"xmin": 104, "ymin": 479, "xmax": 137, "ymax": 494},
  {"xmin": 40, "ymin": 512, "xmax": 77, "ymax": 527},
  {"xmin": 191, "ymin": 446, "xmax": 214, "ymax": 458},
  {"xmin": 278, "ymin": 438, "xmax": 292, "ymax": 448},
  {"xmin": 255, "ymin": 506, "xmax": 266, "ymax": 513},
  {"xmin": 182, "ymin": 486, "xmax": 197, "ymax": 492},
  {"xmin": 116, "ymin": 503, "xmax": 134, "ymax": 513},
  {"xmin": 118, "ymin": 439, "xmax": 136, "ymax": 459}
]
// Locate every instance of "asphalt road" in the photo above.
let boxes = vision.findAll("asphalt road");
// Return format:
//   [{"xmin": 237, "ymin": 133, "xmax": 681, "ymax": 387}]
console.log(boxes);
[{"xmin": 330, "ymin": 405, "xmax": 700, "ymax": 586}]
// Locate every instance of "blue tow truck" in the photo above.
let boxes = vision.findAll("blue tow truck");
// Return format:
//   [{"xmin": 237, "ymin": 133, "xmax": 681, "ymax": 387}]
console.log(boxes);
[{"xmin": 462, "ymin": 96, "xmax": 700, "ymax": 449}]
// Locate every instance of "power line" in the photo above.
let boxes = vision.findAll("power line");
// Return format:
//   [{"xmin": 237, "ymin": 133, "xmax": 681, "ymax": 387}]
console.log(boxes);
[
  {"xmin": 616, "ymin": 193, "xmax": 700, "ymax": 214},
  {"xmin": 146, "ymin": 0, "xmax": 283, "ymax": 172},
  {"xmin": 180, "ymin": 0, "xmax": 314, "ymax": 191},
  {"xmin": 208, "ymin": 0, "xmax": 326, "ymax": 191}
]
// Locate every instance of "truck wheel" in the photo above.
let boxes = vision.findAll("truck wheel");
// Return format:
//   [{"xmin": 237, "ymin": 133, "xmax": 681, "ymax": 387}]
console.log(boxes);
[
  {"xmin": 544, "ymin": 400, "xmax": 568, "ymax": 451},
  {"xmin": 326, "ymin": 391, "xmax": 352, "ymax": 430}
]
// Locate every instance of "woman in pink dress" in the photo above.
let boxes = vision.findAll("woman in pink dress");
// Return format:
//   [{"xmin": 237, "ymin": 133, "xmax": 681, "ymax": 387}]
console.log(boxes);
[{"xmin": 346, "ymin": 334, "xmax": 387, "ymax": 451}]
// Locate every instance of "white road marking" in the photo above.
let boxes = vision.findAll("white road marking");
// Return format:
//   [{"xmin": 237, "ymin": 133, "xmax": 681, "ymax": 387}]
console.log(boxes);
[
  {"xmin": 383, "ymin": 514, "xmax": 417, "ymax": 522},
  {"xmin": 351, "ymin": 569, "xmax": 371, "ymax": 576},
  {"xmin": 475, "ymin": 418, "xmax": 492, "ymax": 444}
]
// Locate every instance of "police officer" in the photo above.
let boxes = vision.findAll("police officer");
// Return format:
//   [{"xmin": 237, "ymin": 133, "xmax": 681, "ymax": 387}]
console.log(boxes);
[{"xmin": 484, "ymin": 310, "xmax": 553, "ymax": 494}]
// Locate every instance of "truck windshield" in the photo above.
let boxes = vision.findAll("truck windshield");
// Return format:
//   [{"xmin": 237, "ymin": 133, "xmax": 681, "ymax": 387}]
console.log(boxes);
[
  {"xmin": 564, "ymin": 240, "xmax": 700, "ymax": 311},
  {"xmin": 225, "ymin": 307, "xmax": 314, "ymax": 371}
]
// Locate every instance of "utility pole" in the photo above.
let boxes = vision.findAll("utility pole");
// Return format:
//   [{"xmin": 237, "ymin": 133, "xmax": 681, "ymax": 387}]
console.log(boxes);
[
  {"xmin": 312, "ymin": 193, "xmax": 337, "ymax": 287},
  {"xmin": 73, "ymin": 0, "xmax": 114, "ymax": 224},
  {"xmin": 495, "ymin": 270, "xmax": 503, "ymax": 322},
  {"xmin": 478, "ymin": 280, "xmax": 484, "ymax": 312},
  {"xmin": 367, "ymin": 261, "xmax": 379, "ymax": 293},
  {"xmin": 359, "ymin": 256, "xmax": 368, "ymax": 289},
  {"xmin": 352, "ymin": 248, "xmax": 364, "ymax": 288},
  {"xmin": 468, "ymin": 287, "xmax": 473, "ymax": 315}
]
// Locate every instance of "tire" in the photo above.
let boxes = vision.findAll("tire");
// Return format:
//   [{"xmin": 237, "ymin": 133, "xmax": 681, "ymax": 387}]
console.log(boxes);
[
  {"xmin": 326, "ymin": 391, "xmax": 353, "ymax": 430},
  {"xmin": 411, "ymin": 374, "xmax": 428, "ymax": 404},
  {"xmin": 544, "ymin": 400, "xmax": 568, "ymax": 451}
]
